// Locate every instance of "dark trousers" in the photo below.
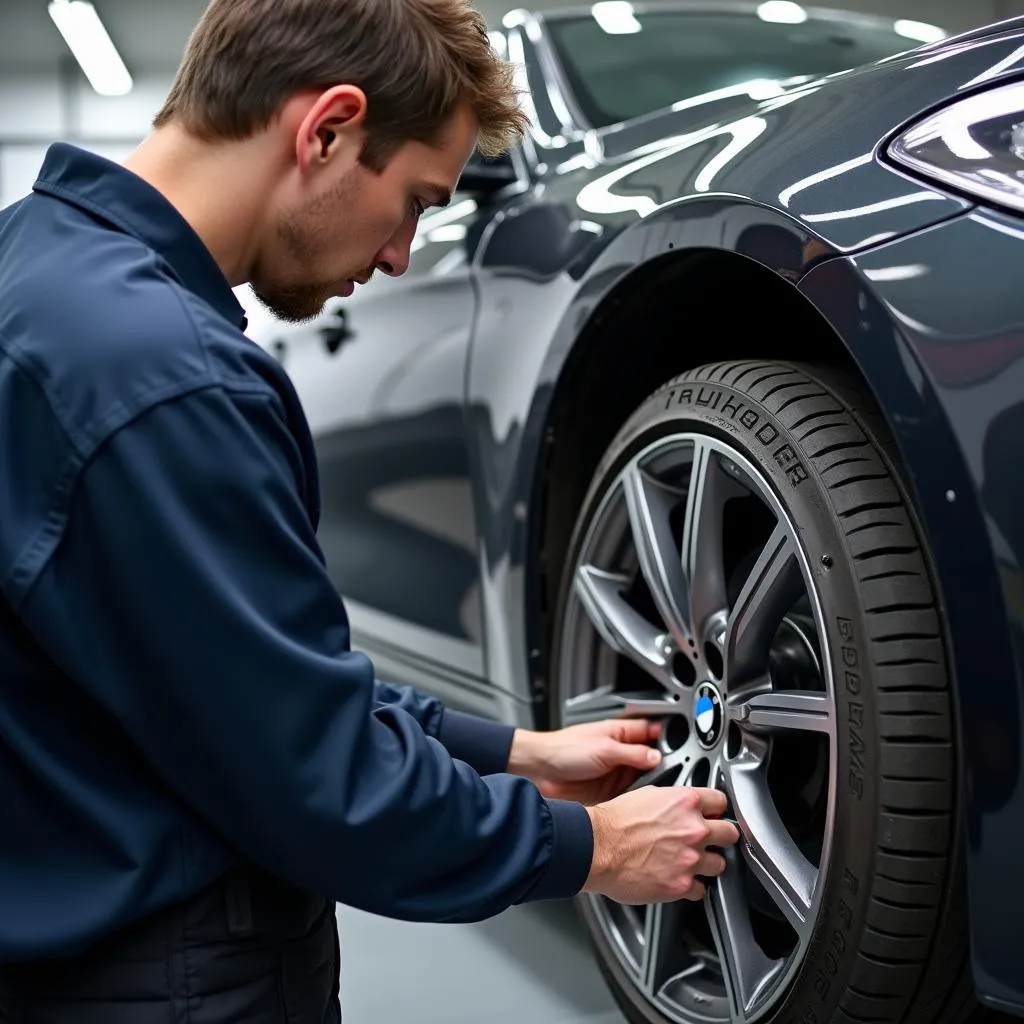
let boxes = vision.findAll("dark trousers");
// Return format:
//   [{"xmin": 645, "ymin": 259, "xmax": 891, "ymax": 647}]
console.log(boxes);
[{"xmin": 0, "ymin": 865, "xmax": 341, "ymax": 1023}]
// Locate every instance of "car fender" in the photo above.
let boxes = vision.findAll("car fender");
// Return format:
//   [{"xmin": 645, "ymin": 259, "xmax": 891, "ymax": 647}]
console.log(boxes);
[{"xmin": 504, "ymin": 195, "xmax": 1023, "ymax": 1013}]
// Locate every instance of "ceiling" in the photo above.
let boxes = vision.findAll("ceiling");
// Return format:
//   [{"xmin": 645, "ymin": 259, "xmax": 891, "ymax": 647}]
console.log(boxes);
[
  {"xmin": 5, "ymin": 0, "xmax": 209, "ymax": 74},
  {"xmin": 4, "ymin": 0, "xmax": 1023, "ymax": 77}
]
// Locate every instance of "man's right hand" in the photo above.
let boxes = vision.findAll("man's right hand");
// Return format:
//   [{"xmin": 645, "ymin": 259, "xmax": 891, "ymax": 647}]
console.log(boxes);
[{"xmin": 582, "ymin": 786, "xmax": 741, "ymax": 904}]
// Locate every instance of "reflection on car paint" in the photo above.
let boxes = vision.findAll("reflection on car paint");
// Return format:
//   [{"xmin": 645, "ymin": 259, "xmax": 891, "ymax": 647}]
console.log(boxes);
[{"xmin": 246, "ymin": 10, "xmax": 1024, "ymax": 1010}]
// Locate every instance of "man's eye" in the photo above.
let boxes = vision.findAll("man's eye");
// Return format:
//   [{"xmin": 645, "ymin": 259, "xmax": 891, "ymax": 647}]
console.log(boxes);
[{"xmin": 411, "ymin": 199, "xmax": 425, "ymax": 219}]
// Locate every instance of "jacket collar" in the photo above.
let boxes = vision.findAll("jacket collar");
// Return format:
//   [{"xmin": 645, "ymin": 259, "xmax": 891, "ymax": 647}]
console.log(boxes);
[{"xmin": 33, "ymin": 142, "xmax": 248, "ymax": 330}]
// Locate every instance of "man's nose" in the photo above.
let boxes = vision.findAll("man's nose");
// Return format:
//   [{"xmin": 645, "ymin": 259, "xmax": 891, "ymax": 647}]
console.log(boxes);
[
  {"xmin": 374, "ymin": 252, "xmax": 408, "ymax": 277},
  {"xmin": 374, "ymin": 221, "xmax": 416, "ymax": 278}
]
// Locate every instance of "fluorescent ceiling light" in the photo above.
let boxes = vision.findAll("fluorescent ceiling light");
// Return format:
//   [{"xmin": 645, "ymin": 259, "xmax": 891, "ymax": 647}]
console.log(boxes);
[
  {"xmin": 592, "ymin": 1, "xmax": 642, "ymax": 34},
  {"xmin": 427, "ymin": 225, "xmax": 468, "ymax": 243},
  {"xmin": 757, "ymin": 1, "xmax": 808, "ymax": 24},
  {"xmin": 894, "ymin": 19, "xmax": 947, "ymax": 44},
  {"xmin": 48, "ymin": 0, "xmax": 133, "ymax": 96}
]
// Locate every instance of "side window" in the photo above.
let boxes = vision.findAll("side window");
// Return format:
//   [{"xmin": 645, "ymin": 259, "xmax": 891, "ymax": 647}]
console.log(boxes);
[{"xmin": 511, "ymin": 27, "xmax": 566, "ymax": 142}]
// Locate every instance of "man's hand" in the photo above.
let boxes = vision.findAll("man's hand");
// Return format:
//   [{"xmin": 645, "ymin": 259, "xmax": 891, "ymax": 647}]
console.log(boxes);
[
  {"xmin": 583, "ymin": 786, "xmax": 740, "ymax": 904},
  {"xmin": 508, "ymin": 720, "xmax": 663, "ymax": 805}
]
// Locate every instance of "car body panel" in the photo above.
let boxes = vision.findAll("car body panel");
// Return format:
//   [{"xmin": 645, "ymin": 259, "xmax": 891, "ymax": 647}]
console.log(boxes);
[
  {"xmin": 268, "ymin": 8, "xmax": 1024, "ymax": 1011},
  {"xmin": 799, "ymin": 212, "xmax": 1024, "ymax": 1014},
  {"xmin": 273, "ymin": 256, "xmax": 491, "ymax": 706},
  {"xmin": 467, "ymin": 19, "xmax": 1024, "ymax": 718}
]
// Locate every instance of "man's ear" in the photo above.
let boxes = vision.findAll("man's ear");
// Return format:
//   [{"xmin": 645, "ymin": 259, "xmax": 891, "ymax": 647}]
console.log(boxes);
[
  {"xmin": 295, "ymin": 85, "xmax": 368, "ymax": 172},
  {"xmin": 316, "ymin": 127, "xmax": 338, "ymax": 159}
]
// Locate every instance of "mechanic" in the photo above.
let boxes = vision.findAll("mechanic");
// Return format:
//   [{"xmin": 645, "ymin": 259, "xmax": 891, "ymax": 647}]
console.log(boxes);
[{"xmin": 0, "ymin": 0, "xmax": 740, "ymax": 1020}]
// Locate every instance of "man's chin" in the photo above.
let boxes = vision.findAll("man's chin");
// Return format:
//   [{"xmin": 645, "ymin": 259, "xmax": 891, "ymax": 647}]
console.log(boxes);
[{"xmin": 252, "ymin": 287, "xmax": 330, "ymax": 325}]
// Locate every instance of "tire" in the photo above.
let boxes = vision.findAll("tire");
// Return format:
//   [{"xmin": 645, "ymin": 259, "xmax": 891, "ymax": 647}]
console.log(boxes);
[{"xmin": 548, "ymin": 360, "xmax": 983, "ymax": 1024}]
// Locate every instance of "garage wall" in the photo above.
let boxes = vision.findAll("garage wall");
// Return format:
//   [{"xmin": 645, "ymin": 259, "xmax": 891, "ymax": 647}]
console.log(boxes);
[{"xmin": 0, "ymin": 68, "xmax": 173, "ymax": 208}]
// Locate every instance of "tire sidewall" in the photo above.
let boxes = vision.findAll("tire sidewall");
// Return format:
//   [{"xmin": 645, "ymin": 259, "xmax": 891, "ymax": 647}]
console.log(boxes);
[{"xmin": 550, "ymin": 371, "xmax": 882, "ymax": 1024}]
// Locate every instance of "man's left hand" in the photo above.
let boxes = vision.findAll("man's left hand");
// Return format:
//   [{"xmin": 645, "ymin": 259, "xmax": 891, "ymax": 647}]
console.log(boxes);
[{"xmin": 508, "ymin": 719, "xmax": 663, "ymax": 805}]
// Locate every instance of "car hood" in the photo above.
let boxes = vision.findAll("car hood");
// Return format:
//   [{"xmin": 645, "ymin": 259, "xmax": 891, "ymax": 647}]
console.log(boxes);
[
  {"xmin": 594, "ymin": 13, "xmax": 1024, "ymax": 163},
  {"xmin": 595, "ymin": 74, "xmax": 825, "ymax": 162},
  {"xmin": 546, "ymin": 15, "xmax": 1024, "ymax": 258}
]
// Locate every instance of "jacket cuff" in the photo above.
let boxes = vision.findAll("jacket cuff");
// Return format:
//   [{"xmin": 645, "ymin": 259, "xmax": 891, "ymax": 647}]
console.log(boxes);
[
  {"xmin": 521, "ymin": 798, "xmax": 594, "ymax": 902},
  {"xmin": 437, "ymin": 709, "xmax": 515, "ymax": 776}
]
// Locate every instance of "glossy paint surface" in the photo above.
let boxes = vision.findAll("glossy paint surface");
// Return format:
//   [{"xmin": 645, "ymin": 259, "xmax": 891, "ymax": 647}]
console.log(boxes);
[
  {"xmin": 268, "ymin": 243, "xmax": 494, "ymax": 711},
  {"xmin": 262, "ymin": 8, "xmax": 1024, "ymax": 1009},
  {"xmin": 798, "ymin": 211, "xmax": 1024, "ymax": 1013}
]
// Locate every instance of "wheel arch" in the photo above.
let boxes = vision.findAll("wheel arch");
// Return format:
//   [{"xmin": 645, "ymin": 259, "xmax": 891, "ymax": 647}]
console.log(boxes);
[
  {"xmin": 525, "ymin": 242, "xmax": 870, "ymax": 727},
  {"xmin": 519, "ymin": 206, "xmax": 1004, "ymax": 1005}
]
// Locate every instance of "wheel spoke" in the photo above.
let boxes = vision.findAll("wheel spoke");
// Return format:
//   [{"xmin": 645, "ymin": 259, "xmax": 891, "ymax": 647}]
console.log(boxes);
[
  {"xmin": 640, "ymin": 901, "xmax": 666, "ymax": 995},
  {"xmin": 575, "ymin": 565, "xmax": 673, "ymax": 687},
  {"xmin": 639, "ymin": 899, "xmax": 707, "ymax": 1000},
  {"xmin": 623, "ymin": 463, "xmax": 692, "ymax": 649},
  {"xmin": 724, "ymin": 524, "xmax": 803, "ymax": 685},
  {"xmin": 681, "ymin": 440, "xmax": 733, "ymax": 643},
  {"xmin": 563, "ymin": 688, "xmax": 683, "ymax": 727},
  {"xmin": 621, "ymin": 903, "xmax": 646, "ymax": 950},
  {"xmin": 706, "ymin": 844, "xmax": 785, "ymax": 1023},
  {"xmin": 724, "ymin": 759, "xmax": 818, "ymax": 935},
  {"xmin": 730, "ymin": 689, "xmax": 833, "ymax": 734},
  {"xmin": 565, "ymin": 433, "xmax": 837, "ymax": 1024}
]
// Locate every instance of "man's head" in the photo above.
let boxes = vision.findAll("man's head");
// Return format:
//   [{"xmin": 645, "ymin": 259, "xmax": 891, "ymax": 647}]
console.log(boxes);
[{"xmin": 153, "ymin": 0, "xmax": 527, "ymax": 322}]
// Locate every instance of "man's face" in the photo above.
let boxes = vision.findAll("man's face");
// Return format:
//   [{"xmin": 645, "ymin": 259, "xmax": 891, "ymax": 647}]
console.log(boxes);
[{"xmin": 251, "ymin": 99, "xmax": 478, "ymax": 323}]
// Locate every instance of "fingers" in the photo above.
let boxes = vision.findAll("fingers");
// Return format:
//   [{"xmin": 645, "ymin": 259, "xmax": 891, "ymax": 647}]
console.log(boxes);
[
  {"xmin": 602, "ymin": 735, "xmax": 662, "ymax": 772},
  {"xmin": 696, "ymin": 850, "xmax": 728, "ymax": 878},
  {"xmin": 620, "ymin": 742, "xmax": 662, "ymax": 771},
  {"xmin": 678, "ymin": 854, "xmax": 726, "ymax": 905},
  {"xmin": 609, "ymin": 718, "xmax": 664, "ymax": 757},
  {"xmin": 683, "ymin": 879, "xmax": 706, "ymax": 902},
  {"xmin": 692, "ymin": 786, "xmax": 729, "ymax": 819},
  {"xmin": 612, "ymin": 717, "xmax": 660, "ymax": 744},
  {"xmin": 706, "ymin": 817, "xmax": 741, "ymax": 848}
]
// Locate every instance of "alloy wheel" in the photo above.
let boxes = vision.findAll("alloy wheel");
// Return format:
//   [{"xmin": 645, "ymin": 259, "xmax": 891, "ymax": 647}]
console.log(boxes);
[{"xmin": 557, "ymin": 432, "xmax": 838, "ymax": 1024}]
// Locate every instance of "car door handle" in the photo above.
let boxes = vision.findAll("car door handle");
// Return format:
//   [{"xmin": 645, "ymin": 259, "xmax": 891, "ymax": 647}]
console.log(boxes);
[{"xmin": 319, "ymin": 308, "xmax": 355, "ymax": 355}]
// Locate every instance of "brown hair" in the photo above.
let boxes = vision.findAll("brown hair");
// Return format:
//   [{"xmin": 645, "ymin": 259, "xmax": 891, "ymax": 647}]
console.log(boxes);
[{"xmin": 153, "ymin": 0, "xmax": 528, "ymax": 165}]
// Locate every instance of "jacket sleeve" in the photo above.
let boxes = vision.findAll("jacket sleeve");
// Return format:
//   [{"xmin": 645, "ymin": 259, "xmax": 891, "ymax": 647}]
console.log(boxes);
[
  {"xmin": 372, "ymin": 679, "xmax": 515, "ymax": 777},
  {"xmin": 17, "ymin": 382, "xmax": 593, "ymax": 922}
]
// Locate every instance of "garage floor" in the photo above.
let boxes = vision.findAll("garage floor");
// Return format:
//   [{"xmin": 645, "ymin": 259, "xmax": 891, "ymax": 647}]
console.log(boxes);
[{"xmin": 336, "ymin": 900, "xmax": 625, "ymax": 1024}]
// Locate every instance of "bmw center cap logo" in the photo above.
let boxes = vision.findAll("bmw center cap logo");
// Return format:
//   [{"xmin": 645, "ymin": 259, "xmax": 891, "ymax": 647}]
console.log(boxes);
[{"xmin": 694, "ymin": 682, "xmax": 723, "ymax": 748}]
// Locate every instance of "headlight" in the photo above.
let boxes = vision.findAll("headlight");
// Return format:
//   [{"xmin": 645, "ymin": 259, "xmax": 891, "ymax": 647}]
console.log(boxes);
[{"xmin": 888, "ymin": 79, "xmax": 1024, "ymax": 214}]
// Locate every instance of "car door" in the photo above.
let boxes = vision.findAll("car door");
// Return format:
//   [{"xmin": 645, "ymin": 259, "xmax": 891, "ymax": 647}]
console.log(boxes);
[{"xmin": 267, "ymin": 175, "xmax": 512, "ymax": 711}]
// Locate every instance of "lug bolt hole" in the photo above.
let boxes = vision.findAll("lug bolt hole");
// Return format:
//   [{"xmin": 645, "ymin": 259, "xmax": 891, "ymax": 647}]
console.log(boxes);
[
  {"xmin": 726, "ymin": 722, "xmax": 743, "ymax": 759},
  {"xmin": 664, "ymin": 716, "xmax": 690, "ymax": 751},
  {"xmin": 673, "ymin": 653, "xmax": 696, "ymax": 687},
  {"xmin": 704, "ymin": 642, "xmax": 724, "ymax": 680},
  {"xmin": 691, "ymin": 757, "xmax": 711, "ymax": 789}
]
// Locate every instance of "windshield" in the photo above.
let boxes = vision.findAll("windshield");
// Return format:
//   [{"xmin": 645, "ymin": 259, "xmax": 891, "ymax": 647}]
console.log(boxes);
[{"xmin": 544, "ymin": 8, "xmax": 936, "ymax": 128}]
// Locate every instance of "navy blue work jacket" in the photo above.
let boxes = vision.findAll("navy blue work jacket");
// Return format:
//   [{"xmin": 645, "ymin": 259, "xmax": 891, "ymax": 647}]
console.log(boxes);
[{"xmin": 0, "ymin": 144, "xmax": 593, "ymax": 962}]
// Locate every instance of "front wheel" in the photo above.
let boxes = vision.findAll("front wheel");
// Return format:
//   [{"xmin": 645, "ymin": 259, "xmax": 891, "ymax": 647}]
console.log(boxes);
[{"xmin": 549, "ymin": 361, "xmax": 977, "ymax": 1024}]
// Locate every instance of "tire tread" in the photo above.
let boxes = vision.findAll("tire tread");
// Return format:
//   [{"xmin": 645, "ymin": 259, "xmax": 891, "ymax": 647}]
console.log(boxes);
[
  {"xmin": 643, "ymin": 361, "xmax": 979, "ymax": 1024},
  {"xmin": 561, "ymin": 360, "xmax": 988, "ymax": 1024}
]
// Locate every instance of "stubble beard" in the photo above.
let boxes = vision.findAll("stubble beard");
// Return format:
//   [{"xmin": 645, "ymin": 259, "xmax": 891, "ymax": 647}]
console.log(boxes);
[{"xmin": 253, "ymin": 170, "xmax": 360, "ymax": 324}]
